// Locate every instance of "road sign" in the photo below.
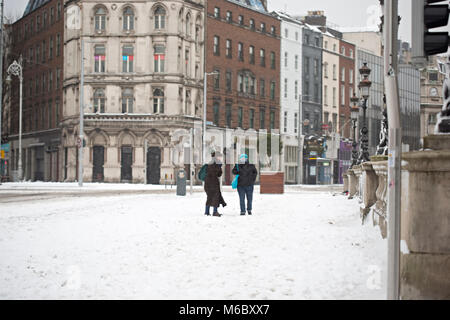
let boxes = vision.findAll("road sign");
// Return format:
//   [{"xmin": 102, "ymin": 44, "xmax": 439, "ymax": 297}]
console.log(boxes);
[{"xmin": 0, "ymin": 150, "xmax": 4, "ymax": 159}]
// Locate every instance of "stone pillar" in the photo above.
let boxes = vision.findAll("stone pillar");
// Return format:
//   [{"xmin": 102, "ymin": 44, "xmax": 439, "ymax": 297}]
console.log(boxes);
[
  {"xmin": 352, "ymin": 165, "xmax": 362, "ymax": 200},
  {"xmin": 400, "ymin": 135, "xmax": 450, "ymax": 299},
  {"xmin": 133, "ymin": 146, "xmax": 145, "ymax": 184},
  {"xmin": 343, "ymin": 172, "xmax": 349, "ymax": 193},
  {"xmin": 347, "ymin": 169, "xmax": 357, "ymax": 199},
  {"xmin": 104, "ymin": 146, "xmax": 121, "ymax": 183},
  {"xmin": 360, "ymin": 162, "xmax": 379, "ymax": 223},
  {"xmin": 371, "ymin": 160, "xmax": 388, "ymax": 239}
]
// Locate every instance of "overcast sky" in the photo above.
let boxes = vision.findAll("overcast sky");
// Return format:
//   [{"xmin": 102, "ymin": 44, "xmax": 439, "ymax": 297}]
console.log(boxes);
[{"xmin": 4, "ymin": 0, "xmax": 449, "ymax": 44}]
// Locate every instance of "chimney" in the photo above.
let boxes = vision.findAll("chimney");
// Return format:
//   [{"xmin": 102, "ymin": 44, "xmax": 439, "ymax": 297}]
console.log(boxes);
[{"xmin": 304, "ymin": 11, "xmax": 327, "ymax": 27}]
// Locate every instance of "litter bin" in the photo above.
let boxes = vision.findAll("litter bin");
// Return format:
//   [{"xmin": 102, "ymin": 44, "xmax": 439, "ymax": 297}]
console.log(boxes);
[{"xmin": 176, "ymin": 169, "xmax": 187, "ymax": 196}]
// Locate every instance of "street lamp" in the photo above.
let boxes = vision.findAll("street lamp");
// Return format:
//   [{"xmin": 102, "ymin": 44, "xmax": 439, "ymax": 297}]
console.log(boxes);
[
  {"xmin": 350, "ymin": 92, "xmax": 360, "ymax": 167},
  {"xmin": 357, "ymin": 62, "xmax": 372, "ymax": 164},
  {"xmin": 6, "ymin": 59, "xmax": 24, "ymax": 181},
  {"xmin": 203, "ymin": 71, "xmax": 219, "ymax": 164}
]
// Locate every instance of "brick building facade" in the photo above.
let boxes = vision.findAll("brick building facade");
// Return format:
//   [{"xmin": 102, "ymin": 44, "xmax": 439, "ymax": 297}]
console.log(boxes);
[
  {"xmin": 338, "ymin": 39, "xmax": 355, "ymax": 139},
  {"xmin": 205, "ymin": 0, "xmax": 280, "ymax": 133},
  {"xmin": 7, "ymin": 0, "xmax": 64, "ymax": 181}
]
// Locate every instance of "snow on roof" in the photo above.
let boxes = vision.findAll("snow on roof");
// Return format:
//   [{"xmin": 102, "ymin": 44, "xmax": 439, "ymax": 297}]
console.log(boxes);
[
  {"xmin": 337, "ymin": 26, "xmax": 380, "ymax": 33},
  {"xmin": 23, "ymin": 0, "xmax": 51, "ymax": 17},
  {"xmin": 228, "ymin": 0, "xmax": 267, "ymax": 13}
]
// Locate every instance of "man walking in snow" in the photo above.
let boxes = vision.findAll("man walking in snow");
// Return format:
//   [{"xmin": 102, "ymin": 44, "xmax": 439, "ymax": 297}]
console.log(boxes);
[
  {"xmin": 204, "ymin": 151, "xmax": 226, "ymax": 217},
  {"xmin": 232, "ymin": 154, "xmax": 257, "ymax": 215}
]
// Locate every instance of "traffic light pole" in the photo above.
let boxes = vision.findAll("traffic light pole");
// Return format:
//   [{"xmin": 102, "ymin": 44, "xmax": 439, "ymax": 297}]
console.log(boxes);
[
  {"xmin": 384, "ymin": 0, "xmax": 402, "ymax": 300},
  {"xmin": 0, "ymin": 0, "xmax": 4, "ymax": 185}
]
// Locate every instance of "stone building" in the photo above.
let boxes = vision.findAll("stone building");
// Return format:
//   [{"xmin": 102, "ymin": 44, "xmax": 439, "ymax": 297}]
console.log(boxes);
[
  {"xmin": 63, "ymin": 0, "xmax": 205, "ymax": 184},
  {"xmin": 6, "ymin": 0, "xmax": 64, "ymax": 182},
  {"xmin": 205, "ymin": 0, "xmax": 280, "ymax": 184}
]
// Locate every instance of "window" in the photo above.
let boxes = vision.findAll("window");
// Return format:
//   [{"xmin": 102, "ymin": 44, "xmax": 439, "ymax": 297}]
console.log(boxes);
[
  {"xmin": 270, "ymin": 110, "xmax": 275, "ymax": 130},
  {"xmin": 238, "ymin": 107, "xmax": 243, "ymax": 128},
  {"xmin": 259, "ymin": 108, "xmax": 266, "ymax": 129},
  {"xmin": 304, "ymin": 34, "xmax": 309, "ymax": 44},
  {"xmin": 284, "ymin": 78, "xmax": 288, "ymax": 98},
  {"xmin": 284, "ymin": 52, "xmax": 288, "ymax": 68},
  {"xmin": 55, "ymin": 99, "xmax": 60, "ymax": 124},
  {"xmin": 37, "ymin": 15, "xmax": 41, "ymax": 32},
  {"xmin": 153, "ymin": 89, "xmax": 164, "ymax": 113},
  {"xmin": 260, "ymin": 49, "xmax": 265, "ymax": 67},
  {"xmin": 214, "ymin": 70, "xmax": 220, "ymax": 90},
  {"xmin": 341, "ymin": 67, "xmax": 345, "ymax": 82},
  {"xmin": 214, "ymin": 7, "xmax": 220, "ymax": 19},
  {"xmin": 341, "ymin": 85, "xmax": 345, "ymax": 105},
  {"xmin": 50, "ymin": 7, "xmax": 55, "ymax": 24},
  {"xmin": 185, "ymin": 49, "xmax": 190, "ymax": 76},
  {"xmin": 270, "ymin": 81, "xmax": 276, "ymax": 100},
  {"xmin": 349, "ymin": 49, "xmax": 353, "ymax": 58},
  {"xmin": 249, "ymin": 19, "xmax": 255, "ymax": 30},
  {"xmin": 324, "ymin": 85, "xmax": 328, "ymax": 106},
  {"xmin": 44, "ymin": 11, "xmax": 48, "ymax": 29},
  {"xmin": 314, "ymin": 83, "xmax": 319, "ymax": 103},
  {"xmin": 429, "ymin": 72, "xmax": 438, "ymax": 81},
  {"xmin": 93, "ymin": 89, "xmax": 106, "ymax": 113},
  {"xmin": 249, "ymin": 109, "xmax": 255, "ymax": 128},
  {"xmin": 238, "ymin": 42, "xmax": 243, "ymax": 61},
  {"xmin": 49, "ymin": 70, "xmax": 53, "ymax": 91},
  {"xmin": 285, "ymin": 28, "xmax": 288, "ymax": 38},
  {"xmin": 260, "ymin": 22, "xmax": 266, "ymax": 33},
  {"xmin": 95, "ymin": 7, "xmax": 106, "ymax": 32},
  {"xmin": 226, "ymin": 11, "xmax": 232, "ymax": 23},
  {"xmin": 238, "ymin": 15, "xmax": 244, "ymax": 25},
  {"xmin": 238, "ymin": 74, "xmax": 244, "ymax": 92},
  {"xmin": 315, "ymin": 37, "xmax": 320, "ymax": 47},
  {"xmin": 154, "ymin": 6, "xmax": 166, "ymax": 29},
  {"xmin": 226, "ymin": 39, "xmax": 232, "ymax": 58},
  {"xmin": 349, "ymin": 87, "xmax": 354, "ymax": 103},
  {"xmin": 333, "ymin": 87, "xmax": 337, "ymax": 107},
  {"xmin": 226, "ymin": 103, "xmax": 232, "ymax": 127},
  {"xmin": 56, "ymin": 34, "xmax": 61, "ymax": 56},
  {"xmin": 56, "ymin": 68, "xmax": 61, "ymax": 88},
  {"xmin": 324, "ymin": 40, "xmax": 328, "ymax": 49},
  {"xmin": 122, "ymin": 88, "xmax": 134, "ymax": 113},
  {"xmin": 213, "ymin": 36, "xmax": 220, "ymax": 55},
  {"xmin": 213, "ymin": 102, "xmax": 220, "ymax": 125},
  {"xmin": 295, "ymin": 81, "xmax": 298, "ymax": 100},
  {"xmin": 154, "ymin": 45, "xmax": 165, "ymax": 73},
  {"xmin": 341, "ymin": 46, "xmax": 345, "ymax": 55},
  {"xmin": 57, "ymin": 2, "xmax": 61, "ymax": 20},
  {"xmin": 226, "ymin": 71, "xmax": 232, "ymax": 91},
  {"xmin": 324, "ymin": 62, "xmax": 328, "ymax": 78},
  {"xmin": 304, "ymin": 57, "xmax": 310, "ymax": 75},
  {"xmin": 49, "ymin": 37, "xmax": 53, "ymax": 59},
  {"xmin": 294, "ymin": 113, "xmax": 298, "ymax": 134},
  {"xmin": 349, "ymin": 69, "xmax": 353, "ymax": 84},
  {"xmin": 94, "ymin": 45, "xmax": 106, "ymax": 73},
  {"xmin": 249, "ymin": 46, "xmax": 255, "ymax": 64},
  {"xmin": 333, "ymin": 64, "xmax": 337, "ymax": 80},
  {"xmin": 295, "ymin": 55, "xmax": 298, "ymax": 70},
  {"xmin": 42, "ymin": 40, "xmax": 46, "ymax": 62},
  {"xmin": 284, "ymin": 112, "xmax": 288, "ymax": 133},
  {"xmin": 260, "ymin": 79, "xmax": 265, "ymax": 97},
  {"xmin": 250, "ymin": 76, "xmax": 256, "ymax": 95},
  {"xmin": 122, "ymin": 45, "xmax": 134, "ymax": 73},
  {"xmin": 123, "ymin": 7, "xmax": 134, "ymax": 31},
  {"xmin": 48, "ymin": 100, "xmax": 52, "ymax": 128},
  {"xmin": 185, "ymin": 14, "xmax": 191, "ymax": 36},
  {"xmin": 314, "ymin": 59, "xmax": 319, "ymax": 76},
  {"xmin": 271, "ymin": 26, "xmax": 276, "ymax": 35},
  {"xmin": 29, "ymin": 47, "xmax": 33, "ymax": 64}
]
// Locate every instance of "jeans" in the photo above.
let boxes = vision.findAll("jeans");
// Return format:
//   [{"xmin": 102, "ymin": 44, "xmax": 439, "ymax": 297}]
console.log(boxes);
[
  {"xmin": 205, "ymin": 205, "xmax": 218, "ymax": 214},
  {"xmin": 237, "ymin": 185, "xmax": 254, "ymax": 213}
]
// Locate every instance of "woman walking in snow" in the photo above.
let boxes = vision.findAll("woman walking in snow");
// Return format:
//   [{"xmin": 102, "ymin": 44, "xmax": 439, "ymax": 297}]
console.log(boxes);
[
  {"xmin": 232, "ymin": 154, "xmax": 258, "ymax": 215},
  {"xmin": 204, "ymin": 151, "xmax": 226, "ymax": 217}
]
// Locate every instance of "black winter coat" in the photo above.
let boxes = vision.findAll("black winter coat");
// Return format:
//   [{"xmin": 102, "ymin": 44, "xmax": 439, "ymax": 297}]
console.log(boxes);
[
  {"xmin": 204, "ymin": 163, "xmax": 227, "ymax": 207},
  {"xmin": 232, "ymin": 162, "xmax": 258, "ymax": 187}
]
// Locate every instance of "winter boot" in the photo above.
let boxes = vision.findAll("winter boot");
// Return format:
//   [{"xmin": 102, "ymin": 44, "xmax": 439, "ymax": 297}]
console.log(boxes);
[
  {"xmin": 240, "ymin": 212, "xmax": 246, "ymax": 215},
  {"xmin": 213, "ymin": 212, "xmax": 222, "ymax": 217},
  {"xmin": 248, "ymin": 211, "xmax": 252, "ymax": 215}
]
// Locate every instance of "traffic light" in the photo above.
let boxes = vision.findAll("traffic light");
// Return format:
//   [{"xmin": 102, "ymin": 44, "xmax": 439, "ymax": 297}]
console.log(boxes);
[{"xmin": 412, "ymin": 0, "xmax": 450, "ymax": 65}]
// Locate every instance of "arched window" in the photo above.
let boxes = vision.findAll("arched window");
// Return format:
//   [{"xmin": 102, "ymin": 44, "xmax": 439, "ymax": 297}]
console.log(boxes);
[
  {"xmin": 153, "ymin": 89, "xmax": 164, "ymax": 114},
  {"xmin": 94, "ymin": 89, "xmax": 105, "ymax": 113},
  {"xmin": 185, "ymin": 14, "xmax": 191, "ymax": 36},
  {"xmin": 154, "ymin": 6, "xmax": 166, "ymax": 30},
  {"xmin": 94, "ymin": 45, "xmax": 106, "ymax": 73},
  {"xmin": 178, "ymin": 10, "xmax": 183, "ymax": 33},
  {"xmin": 94, "ymin": 7, "xmax": 106, "ymax": 32},
  {"xmin": 123, "ymin": 7, "xmax": 134, "ymax": 31},
  {"xmin": 122, "ymin": 88, "xmax": 134, "ymax": 113}
]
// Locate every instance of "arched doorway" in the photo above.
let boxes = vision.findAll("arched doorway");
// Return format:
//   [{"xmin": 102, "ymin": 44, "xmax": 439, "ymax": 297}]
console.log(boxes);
[
  {"xmin": 92, "ymin": 146, "xmax": 104, "ymax": 182},
  {"xmin": 147, "ymin": 147, "xmax": 161, "ymax": 184}
]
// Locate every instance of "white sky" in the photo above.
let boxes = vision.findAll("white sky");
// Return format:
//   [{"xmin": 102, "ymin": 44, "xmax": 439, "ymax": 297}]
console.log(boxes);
[{"xmin": 4, "ymin": 0, "xmax": 449, "ymax": 44}]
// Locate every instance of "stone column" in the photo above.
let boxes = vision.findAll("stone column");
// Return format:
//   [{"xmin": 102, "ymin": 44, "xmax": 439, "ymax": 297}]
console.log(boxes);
[
  {"xmin": 371, "ymin": 160, "xmax": 388, "ymax": 239},
  {"xmin": 347, "ymin": 169, "xmax": 357, "ymax": 199},
  {"xmin": 360, "ymin": 162, "xmax": 378, "ymax": 223},
  {"xmin": 343, "ymin": 172, "xmax": 349, "ymax": 193},
  {"xmin": 400, "ymin": 135, "xmax": 450, "ymax": 299},
  {"xmin": 352, "ymin": 164, "xmax": 362, "ymax": 200}
]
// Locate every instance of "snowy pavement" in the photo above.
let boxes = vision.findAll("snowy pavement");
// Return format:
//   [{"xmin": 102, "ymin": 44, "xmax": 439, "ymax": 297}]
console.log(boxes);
[{"xmin": 0, "ymin": 186, "xmax": 387, "ymax": 299}]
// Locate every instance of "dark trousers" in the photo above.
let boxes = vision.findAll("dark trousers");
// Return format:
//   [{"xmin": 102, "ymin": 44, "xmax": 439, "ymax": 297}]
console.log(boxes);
[
  {"xmin": 205, "ymin": 205, "xmax": 218, "ymax": 214},
  {"xmin": 237, "ymin": 185, "xmax": 254, "ymax": 213}
]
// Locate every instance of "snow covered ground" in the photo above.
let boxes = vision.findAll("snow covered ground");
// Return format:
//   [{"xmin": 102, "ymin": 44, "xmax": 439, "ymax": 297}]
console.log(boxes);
[{"xmin": 0, "ymin": 186, "xmax": 387, "ymax": 299}]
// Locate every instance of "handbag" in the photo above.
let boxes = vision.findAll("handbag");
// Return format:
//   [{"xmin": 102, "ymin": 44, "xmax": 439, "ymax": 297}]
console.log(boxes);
[{"xmin": 232, "ymin": 164, "xmax": 239, "ymax": 189}]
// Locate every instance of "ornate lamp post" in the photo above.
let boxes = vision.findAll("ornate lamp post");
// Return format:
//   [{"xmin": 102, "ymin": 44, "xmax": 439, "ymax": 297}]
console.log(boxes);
[
  {"xmin": 357, "ymin": 62, "xmax": 372, "ymax": 164},
  {"xmin": 350, "ymin": 93, "xmax": 360, "ymax": 167},
  {"xmin": 6, "ymin": 59, "xmax": 23, "ymax": 181}
]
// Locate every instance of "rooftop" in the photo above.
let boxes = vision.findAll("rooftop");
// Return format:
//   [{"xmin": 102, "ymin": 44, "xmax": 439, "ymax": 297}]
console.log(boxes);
[{"xmin": 23, "ymin": 0, "xmax": 51, "ymax": 17}]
